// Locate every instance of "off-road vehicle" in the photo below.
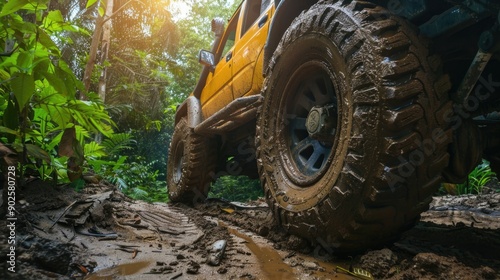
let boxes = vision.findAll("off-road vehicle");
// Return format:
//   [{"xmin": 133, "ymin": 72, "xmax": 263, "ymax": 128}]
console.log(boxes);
[{"xmin": 167, "ymin": 0, "xmax": 500, "ymax": 253}]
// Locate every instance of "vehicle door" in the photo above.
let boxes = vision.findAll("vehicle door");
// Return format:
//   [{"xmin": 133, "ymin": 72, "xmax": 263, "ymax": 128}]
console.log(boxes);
[
  {"xmin": 232, "ymin": 0, "xmax": 274, "ymax": 98},
  {"xmin": 200, "ymin": 8, "xmax": 240, "ymax": 118}
]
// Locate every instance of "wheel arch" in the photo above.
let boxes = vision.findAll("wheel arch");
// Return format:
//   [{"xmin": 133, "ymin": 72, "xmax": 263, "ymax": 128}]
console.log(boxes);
[
  {"xmin": 174, "ymin": 96, "xmax": 202, "ymax": 128},
  {"xmin": 264, "ymin": 0, "xmax": 318, "ymax": 73}
]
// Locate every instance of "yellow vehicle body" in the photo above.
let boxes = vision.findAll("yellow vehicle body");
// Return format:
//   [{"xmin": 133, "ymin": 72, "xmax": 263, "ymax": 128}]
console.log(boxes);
[{"xmin": 199, "ymin": 1, "xmax": 274, "ymax": 119}]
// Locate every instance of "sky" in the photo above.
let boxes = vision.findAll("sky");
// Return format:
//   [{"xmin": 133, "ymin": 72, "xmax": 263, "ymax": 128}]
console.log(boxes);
[
  {"xmin": 169, "ymin": 0, "xmax": 190, "ymax": 21},
  {"xmin": 169, "ymin": 0, "xmax": 237, "ymax": 21}
]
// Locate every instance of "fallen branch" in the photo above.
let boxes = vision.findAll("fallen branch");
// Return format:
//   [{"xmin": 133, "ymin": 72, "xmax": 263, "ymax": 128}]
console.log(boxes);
[
  {"xmin": 116, "ymin": 244, "xmax": 140, "ymax": 248},
  {"xmin": 116, "ymin": 248, "xmax": 141, "ymax": 253},
  {"xmin": 49, "ymin": 200, "xmax": 78, "ymax": 230},
  {"xmin": 32, "ymin": 223, "xmax": 46, "ymax": 233},
  {"xmin": 69, "ymin": 225, "xmax": 76, "ymax": 242},
  {"xmin": 157, "ymin": 227, "xmax": 184, "ymax": 235},
  {"xmin": 121, "ymin": 222, "xmax": 149, "ymax": 229},
  {"xmin": 170, "ymin": 272, "xmax": 183, "ymax": 280},
  {"xmin": 99, "ymin": 236, "xmax": 118, "ymax": 241},
  {"xmin": 75, "ymin": 227, "xmax": 118, "ymax": 239}
]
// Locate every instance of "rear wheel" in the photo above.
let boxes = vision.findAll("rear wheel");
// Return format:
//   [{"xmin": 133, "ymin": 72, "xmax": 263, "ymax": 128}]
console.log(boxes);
[
  {"xmin": 167, "ymin": 117, "xmax": 217, "ymax": 204},
  {"xmin": 256, "ymin": 1, "xmax": 452, "ymax": 252}
]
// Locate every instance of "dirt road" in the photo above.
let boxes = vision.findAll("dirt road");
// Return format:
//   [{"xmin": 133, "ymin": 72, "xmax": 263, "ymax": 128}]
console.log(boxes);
[{"xmin": 1, "ymin": 180, "xmax": 500, "ymax": 279}]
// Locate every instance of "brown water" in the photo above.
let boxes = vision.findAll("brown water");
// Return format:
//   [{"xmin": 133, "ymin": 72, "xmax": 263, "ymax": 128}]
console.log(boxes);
[
  {"xmin": 84, "ymin": 261, "xmax": 151, "ymax": 280},
  {"xmin": 223, "ymin": 222, "xmax": 350, "ymax": 279},
  {"xmin": 227, "ymin": 226, "xmax": 297, "ymax": 279}
]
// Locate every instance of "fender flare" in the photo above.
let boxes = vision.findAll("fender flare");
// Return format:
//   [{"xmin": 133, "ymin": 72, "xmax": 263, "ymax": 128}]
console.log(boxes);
[
  {"xmin": 174, "ymin": 96, "xmax": 202, "ymax": 128},
  {"xmin": 264, "ymin": 0, "xmax": 317, "ymax": 73}
]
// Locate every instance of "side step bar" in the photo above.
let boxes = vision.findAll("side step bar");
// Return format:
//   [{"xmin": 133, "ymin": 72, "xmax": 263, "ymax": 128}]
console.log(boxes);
[{"xmin": 194, "ymin": 95, "xmax": 263, "ymax": 135}]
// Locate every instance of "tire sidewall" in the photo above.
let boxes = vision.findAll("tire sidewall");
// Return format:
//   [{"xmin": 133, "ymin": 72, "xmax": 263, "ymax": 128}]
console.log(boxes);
[
  {"xmin": 167, "ymin": 117, "xmax": 218, "ymax": 203},
  {"xmin": 167, "ymin": 118, "xmax": 189, "ymax": 201},
  {"xmin": 259, "ymin": 31, "xmax": 373, "ymax": 212}
]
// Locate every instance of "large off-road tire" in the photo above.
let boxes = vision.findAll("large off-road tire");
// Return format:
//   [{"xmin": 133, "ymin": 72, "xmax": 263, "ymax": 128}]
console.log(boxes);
[
  {"xmin": 256, "ymin": 0, "xmax": 452, "ymax": 253},
  {"xmin": 167, "ymin": 117, "xmax": 217, "ymax": 204}
]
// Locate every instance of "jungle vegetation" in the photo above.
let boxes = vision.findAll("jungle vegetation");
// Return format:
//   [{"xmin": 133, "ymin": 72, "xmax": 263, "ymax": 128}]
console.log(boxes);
[
  {"xmin": 0, "ymin": 0, "xmax": 264, "ymax": 202},
  {"xmin": 0, "ymin": 0, "xmax": 494, "ymax": 202}
]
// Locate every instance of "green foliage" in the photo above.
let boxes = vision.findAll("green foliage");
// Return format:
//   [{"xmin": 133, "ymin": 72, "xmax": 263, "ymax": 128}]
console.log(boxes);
[
  {"xmin": 127, "ymin": 103, "xmax": 177, "ymax": 182},
  {"xmin": 107, "ymin": 159, "xmax": 168, "ymax": 203},
  {"xmin": 84, "ymin": 133, "xmax": 134, "ymax": 174},
  {"xmin": 0, "ymin": 0, "xmax": 114, "ymax": 182},
  {"xmin": 0, "ymin": 0, "xmax": 255, "ymax": 205},
  {"xmin": 78, "ymin": 131, "xmax": 166, "ymax": 203},
  {"xmin": 130, "ymin": 129, "xmax": 170, "ymax": 181},
  {"xmin": 209, "ymin": 176, "xmax": 263, "ymax": 202},
  {"xmin": 102, "ymin": 132, "xmax": 136, "ymax": 155},
  {"xmin": 456, "ymin": 160, "xmax": 496, "ymax": 195},
  {"xmin": 99, "ymin": 0, "xmax": 240, "ymax": 202},
  {"xmin": 99, "ymin": 0, "xmax": 179, "ymax": 131}
]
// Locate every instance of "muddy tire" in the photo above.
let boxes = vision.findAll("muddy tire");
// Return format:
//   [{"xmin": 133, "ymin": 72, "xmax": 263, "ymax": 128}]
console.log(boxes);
[
  {"xmin": 167, "ymin": 117, "xmax": 217, "ymax": 204},
  {"xmin": 256, "ymin": 1, "xmax": 452, "ymax": 253}
]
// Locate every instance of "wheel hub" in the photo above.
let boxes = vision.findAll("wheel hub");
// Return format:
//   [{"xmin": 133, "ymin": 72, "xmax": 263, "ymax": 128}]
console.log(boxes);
[
  {"xmin": 280, "ymin": 62, "xmax": 339, "ymax": 186},
  {"xmin": 306, "ymin": 105, "xmax": 337, "ymax": 142}
]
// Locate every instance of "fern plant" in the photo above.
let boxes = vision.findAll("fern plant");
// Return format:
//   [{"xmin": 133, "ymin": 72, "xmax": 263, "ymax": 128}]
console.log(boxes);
[
  {"xmin": 102, "ymin": 133, "xmax": 136, "ymax": 155},
  {"xmin": 84, "ymin": 133, "xmax": 134, "ymax": 174},
  {"xmin": 105, "ymin": 159, "xmax": 167, "ymax": 202}
]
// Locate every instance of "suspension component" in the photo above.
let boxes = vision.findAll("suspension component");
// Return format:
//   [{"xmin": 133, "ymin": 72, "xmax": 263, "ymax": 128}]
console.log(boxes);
[{"xmin": 454, "ymin": 21, "xmax": 500, "ymax": 104}]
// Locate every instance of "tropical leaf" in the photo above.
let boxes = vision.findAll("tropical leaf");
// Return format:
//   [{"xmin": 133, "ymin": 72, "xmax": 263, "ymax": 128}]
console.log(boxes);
[
  {"xmin": 84, "ymin": 141, "xmax": 106, "ymax": 158},
  {"xmin": 0, "ymin": 126, "xmax": 20, "ymax": 136},
  {"xmin": 58, "ymin": 126, "xmax": 76, "ymax": 157},
  {"xmin": 45, "ymin": 10, "xmax": 64, "ymax": 26},
  {"xmin": 130, "ymin": 188, "xmax": 149, "ymax": 199},
  {"xmin": 0, "ymin": 0, "xmax": 30, "ymax": 17},
  {"xmin": 11, "ymin": 72, "xmax": 34, "ymax": 110},
  {"xmin": 2, "ymin": 99, "xmax": 19, "ymax": 142},
  {"xmin": 38, "ymin": 99, "xmax": 114, "ymax": 136},
  {"xmin": 116, "ymin": 177, "xmax": 128, "ymax": 189},
  {"xmin": 17, "ymin": 51, "xmax": 34, "ymax": 73},
  {"xmin": 146, "ymin": 120, "xmax": 162, "ymax": 131},
  {"xmin": 25, "ymin": 144, "xmax": 51, "ymax": 163},
  {"xmin": 86, "ymin": 0, "xmax": 99, "ymax": 9},
  {"xmin": 37, "ymin": 28, "xmax": 60, "ymax": 54},
  {"xmin": 102, "ymin": 133, "xmax": 136, "ymax": 156}
]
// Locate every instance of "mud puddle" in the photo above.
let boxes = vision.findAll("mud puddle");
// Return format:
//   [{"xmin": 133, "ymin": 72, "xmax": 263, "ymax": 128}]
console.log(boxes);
[
  {"xmin": 84, "ymin": 261, "xmax": 152, "ymax": 279},
  {"xmin": 217, "ymin": 219, "xmax": 353, "ymax": 279}
]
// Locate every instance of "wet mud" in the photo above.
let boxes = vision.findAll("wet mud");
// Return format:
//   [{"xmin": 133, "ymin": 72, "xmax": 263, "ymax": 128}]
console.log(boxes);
[{"xmin": 1, "ymin": 180, "xmax": 500, "ymax": 279}]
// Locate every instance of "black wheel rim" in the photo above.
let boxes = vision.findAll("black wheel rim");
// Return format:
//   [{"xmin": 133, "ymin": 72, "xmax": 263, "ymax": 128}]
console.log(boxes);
[{"xmin": 281, "ymin": 61, "xmax": 339, "ymax": 186}]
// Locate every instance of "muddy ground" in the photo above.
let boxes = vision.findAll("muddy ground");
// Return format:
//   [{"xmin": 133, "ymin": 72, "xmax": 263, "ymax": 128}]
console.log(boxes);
[{"xmin": 1, "ymin": 179, "xmax": 500, "ymax": 280}]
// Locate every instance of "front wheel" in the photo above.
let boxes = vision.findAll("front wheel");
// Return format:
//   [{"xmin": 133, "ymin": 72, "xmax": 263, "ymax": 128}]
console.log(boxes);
[
  {"xmin": 167, "ymin": 117, "xmax": 217, "ymax": 204},
  {"xmin": 256, "ymin": 1, "xmax": 452, "ymax": 253}
]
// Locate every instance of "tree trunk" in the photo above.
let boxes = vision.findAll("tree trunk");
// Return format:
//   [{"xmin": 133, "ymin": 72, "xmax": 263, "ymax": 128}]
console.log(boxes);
[
  {"xmin": 98, "ymin": 0, "xmax": 114, "ymax": 103},
  {"xmin": 82, "ymin": 0, "xmax": 114, "ymax": 101},
  {"xmin": 82, "ymin": 12, "xmax": 103, "ymax": 100}
]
